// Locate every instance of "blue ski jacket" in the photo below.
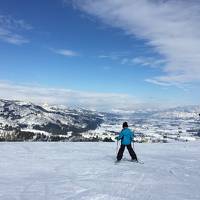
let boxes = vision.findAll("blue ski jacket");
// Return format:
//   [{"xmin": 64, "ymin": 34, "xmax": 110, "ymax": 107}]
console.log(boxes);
[{"xmin": 116, "ymin": 128, "xmax": 134, "ymax": 145}]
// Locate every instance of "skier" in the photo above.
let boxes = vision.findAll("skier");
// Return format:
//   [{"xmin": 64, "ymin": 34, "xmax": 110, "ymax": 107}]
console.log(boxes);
[{"xmin": 115, "ymin": 122, "xmax": 138, "ymax": 162}]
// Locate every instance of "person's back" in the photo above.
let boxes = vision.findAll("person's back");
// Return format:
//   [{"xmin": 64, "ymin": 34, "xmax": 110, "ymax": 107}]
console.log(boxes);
[{"xmin": 119, "ymin": 127, "xmax": 133, "ymax": 145}]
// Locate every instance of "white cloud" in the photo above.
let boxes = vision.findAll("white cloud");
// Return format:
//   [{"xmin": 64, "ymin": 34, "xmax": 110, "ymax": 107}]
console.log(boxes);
[
  {"xmin": 121, "ymin": 56, "xmax": 167, "ymax": 68},
  {"xmin": 69, "ymin": 0, "xmax": 200, "ymax": 85},
  {"xmin": 0, "ymin": 81, "xmax": 139, "ymax": 111},
  {"xmin": 98, "ymin": 51, "xmax": 130, "ymax": 60},
  {"xmin": 0, "ymin": 14, "xmax": 31, "ymax": 45},
  {"xmin": 145, "ymin": 78, "xmax": 172, "ymax": 87},
  {"xmin": 50, "ymin": 48, "xmax": 78, "ymax": 57}
]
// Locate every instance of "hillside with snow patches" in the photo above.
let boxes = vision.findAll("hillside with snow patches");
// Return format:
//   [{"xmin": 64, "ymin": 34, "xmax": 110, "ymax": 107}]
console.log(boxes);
[
  {"xmin": 0, "ymin": 142, "xmax": 199, "ymax": 200},
  {"xmin": 0, "ymin": 99, "xmax": 200, "ymax": 142},
  {"xmin": 0, "ymin": 99, "xmax": 104, "ymax": 141}
]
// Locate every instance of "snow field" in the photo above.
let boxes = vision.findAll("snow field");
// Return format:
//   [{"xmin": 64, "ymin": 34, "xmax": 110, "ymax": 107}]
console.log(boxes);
[{"xmin": 0, "ymin": 142, "xmax": 200, "ymax": 200}]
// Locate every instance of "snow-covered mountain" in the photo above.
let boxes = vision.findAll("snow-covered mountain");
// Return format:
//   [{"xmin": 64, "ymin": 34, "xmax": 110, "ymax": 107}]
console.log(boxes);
[
  {"xmin": 94, "ymin": 105, "xmax": 200, "ymax": 143},
  {"xmin": 149, "ymin": 106, "xmax": 200, "ymax": 119},
  {"xmin": 0, "ymin": 98, "xmax": 200, "ymax": 142},
  {"xmin": 0, "ymin": 99, "xmax": 103, "ymax": 141}
]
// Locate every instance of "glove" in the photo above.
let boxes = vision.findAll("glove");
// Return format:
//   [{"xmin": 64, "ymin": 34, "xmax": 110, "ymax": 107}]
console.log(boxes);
[{"xmin": 115, "ymin": 136, "xmax": 119, "ymax": 141}]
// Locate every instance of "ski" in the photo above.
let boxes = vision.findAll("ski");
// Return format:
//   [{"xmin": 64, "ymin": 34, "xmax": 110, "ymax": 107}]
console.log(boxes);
[
  {"xmin": 137, "ymin": 160, "xmax": 144, "ymax": 164},
  {"xmin": 114, "ymin": 159, "xmax": 144, "ymax": 164},
  {"xmin": 130, "ymin": 159, "xmax": 144, "ymax": 164}
]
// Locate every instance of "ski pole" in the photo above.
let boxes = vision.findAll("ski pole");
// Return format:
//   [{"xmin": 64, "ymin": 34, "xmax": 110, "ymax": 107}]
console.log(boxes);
[
  {"xmin": 132, "ymin": 140, "xmax": 135, "ymax": 151},
  {"xmin": 116, "ymin": 140, "xmax": 119, "ymax": 156},
  {"xmin": 132, "ymin": 141, "xmax": 138, "ymax": 160}
]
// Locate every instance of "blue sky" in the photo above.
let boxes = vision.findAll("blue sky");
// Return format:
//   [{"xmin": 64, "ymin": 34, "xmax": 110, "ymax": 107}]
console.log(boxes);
[{"xmin": 0, "ymin": 0, "xmax": 200, "ymax": 111}]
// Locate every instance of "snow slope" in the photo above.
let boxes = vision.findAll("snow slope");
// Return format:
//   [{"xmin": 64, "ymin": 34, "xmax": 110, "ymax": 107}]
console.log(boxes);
[
  {"xmin": 0, "ymin": 142, "xmax": 199, "ymax": 200},
  {"xmin": 0, "ymin": 99, "xmax": 103, "ymax": 136}
]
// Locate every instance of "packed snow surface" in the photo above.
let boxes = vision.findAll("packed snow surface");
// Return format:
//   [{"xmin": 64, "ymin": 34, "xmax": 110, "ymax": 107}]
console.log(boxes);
[{"xmin": 0, "ymin": 142, "xmax": 200, "ymax": 200}]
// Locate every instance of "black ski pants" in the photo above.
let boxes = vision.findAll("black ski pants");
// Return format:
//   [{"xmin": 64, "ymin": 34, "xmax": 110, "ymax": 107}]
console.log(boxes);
[{"xmin": 117, "ymin": 144, "xmax": 138, "ymax": 161}]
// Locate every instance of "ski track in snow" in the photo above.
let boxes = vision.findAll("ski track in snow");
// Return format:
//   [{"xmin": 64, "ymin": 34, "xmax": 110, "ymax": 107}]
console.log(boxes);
[{"xmin": 0, "ymin": 142, "xmax": 200, "ymax": 200}]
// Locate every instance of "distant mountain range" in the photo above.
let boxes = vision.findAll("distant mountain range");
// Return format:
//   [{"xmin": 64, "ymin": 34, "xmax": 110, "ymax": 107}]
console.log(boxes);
[
  {"xmin": 0, "ymin": 98, "xmax": 200, "ymax": 141},
  {"xmin": 0, "ymin": 99, "xmax": 103, "ymax": 141}
]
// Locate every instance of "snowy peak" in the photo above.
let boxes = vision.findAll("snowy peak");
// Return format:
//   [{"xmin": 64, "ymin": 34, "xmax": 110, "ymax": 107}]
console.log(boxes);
[{"xmin": 0, "ymin": 99, "xmax": 103, "ymax": 138}]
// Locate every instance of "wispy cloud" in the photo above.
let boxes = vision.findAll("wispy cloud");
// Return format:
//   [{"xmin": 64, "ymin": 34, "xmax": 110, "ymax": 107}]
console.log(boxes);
[
  {"xmin": 0, "ymin": 81, "xmax": 139, "ymax": 111},
  {"xmin": 98, "ymin": 51, "xmax": 130, "ymax": 61},
  {"xmin": 98, "ymin": 51, "xmax": 166, "ymax": 69},
  {"xmin": 145, "ymin": 78, "xmax": 172, "ymax": 87},
  {"xmin": 50, "ymin": 48, "xmax": 78, "ymax": 57},
  {"xmin": 69, "ymin": 0, "xmax": 200, "ymax": 86},
  {"xmin": 120, "ymin": 56, "xmax": 167, "ymax": 68},
  {"xmin": 0, "ymin": 14, "xmax": 32, "ymax": 45}
]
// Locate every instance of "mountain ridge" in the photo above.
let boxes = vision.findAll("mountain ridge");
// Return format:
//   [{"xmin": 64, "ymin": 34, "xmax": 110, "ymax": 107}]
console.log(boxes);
[
  {"xmin": 0, "ymin": 98, "xmax": 200, "ymax": 142},
  {"xmin": 0, "ymin": 99, "xmax": 104, "ymax": 141}
]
